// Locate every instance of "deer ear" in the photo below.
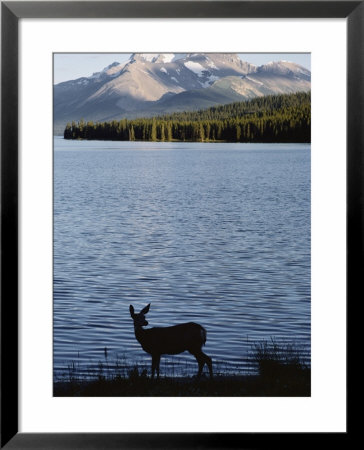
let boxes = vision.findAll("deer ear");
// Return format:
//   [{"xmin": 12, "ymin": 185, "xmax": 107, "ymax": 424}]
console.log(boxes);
[
  {"xmin": 129, "ymin": 305, "xmax": 135, "ymax": 317},
  {"xmin": 141, "ymin": 303, "xmax": 150, "ymax": 314}
]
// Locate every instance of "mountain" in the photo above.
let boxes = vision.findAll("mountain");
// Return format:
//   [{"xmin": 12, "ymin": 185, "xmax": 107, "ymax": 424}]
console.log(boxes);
[{"xmin": 54, "ymin": 53, "xmax": 311, "ymax": 133}]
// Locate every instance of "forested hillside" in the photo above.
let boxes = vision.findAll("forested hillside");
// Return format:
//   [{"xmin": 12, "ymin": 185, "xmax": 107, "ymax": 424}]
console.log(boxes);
[{"xmin": 64, "ymin": 92, "xmax": 310, "ymax": 143}]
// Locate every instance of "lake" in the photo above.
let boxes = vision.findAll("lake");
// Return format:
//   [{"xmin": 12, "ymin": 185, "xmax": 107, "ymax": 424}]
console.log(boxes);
[{"xmin": 53, "ymin": 137, "xmax": 310, "ymax": 379}]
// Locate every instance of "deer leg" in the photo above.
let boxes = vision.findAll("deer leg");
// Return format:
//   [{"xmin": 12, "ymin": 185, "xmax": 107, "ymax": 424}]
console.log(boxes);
[
  {"xmin": 152, "ymin": 354, "xmax": 160, "ymax": 380},
  {"xmin": 191, "ymin": 350, "xmax": 213, "ymax": 379},
  {"xmin": 203, "ymin": 352, "xmax": 213, "ymax": 379},
  {"xmin": 190, "ymin": 350, "xmax": 205, "ymax": 378},
  {"xmin": 151, "ymin": 356, "xmax": 156, "ymax": 379},
  {"xmin": 156, "ymin": 354, "xmax": 160, "ymax": 379}
]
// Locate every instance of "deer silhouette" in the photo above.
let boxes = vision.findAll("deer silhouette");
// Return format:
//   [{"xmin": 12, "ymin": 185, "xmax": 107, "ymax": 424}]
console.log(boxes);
[{"xmin": 129, "ymin": 303, "xmax": 213, "ymax": 379}]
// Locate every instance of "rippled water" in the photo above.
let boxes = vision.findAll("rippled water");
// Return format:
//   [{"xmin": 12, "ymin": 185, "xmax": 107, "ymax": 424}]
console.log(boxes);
[{"xmin": 54, "ymin": 138, "xmax": 310, "ymax": 378}]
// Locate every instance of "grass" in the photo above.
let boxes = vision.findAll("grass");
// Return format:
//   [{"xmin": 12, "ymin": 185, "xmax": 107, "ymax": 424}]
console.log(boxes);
[
  {"xmin": 54, "ymin": 340, "xmax": 310, "ymax": 397},
  {"xmin": 247, "ymin": 338, "xmax": 311, "ymax": 394}
]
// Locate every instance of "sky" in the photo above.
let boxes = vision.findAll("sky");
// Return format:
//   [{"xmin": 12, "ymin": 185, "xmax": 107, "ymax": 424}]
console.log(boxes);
[{"xmin": 53, "ymin": 53, "xmax": 311, "ymax": 84}]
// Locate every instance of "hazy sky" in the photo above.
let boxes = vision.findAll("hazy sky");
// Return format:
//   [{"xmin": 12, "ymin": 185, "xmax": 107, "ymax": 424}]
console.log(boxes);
[{"xmin": 54, "ymin": 53, "xmax": 311, "ymax": 84}]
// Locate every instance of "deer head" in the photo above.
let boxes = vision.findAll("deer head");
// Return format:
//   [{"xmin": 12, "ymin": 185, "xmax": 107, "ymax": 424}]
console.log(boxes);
[{"xmin": 129, "ymin": 303, "xmax": 150, "ymax": 328}]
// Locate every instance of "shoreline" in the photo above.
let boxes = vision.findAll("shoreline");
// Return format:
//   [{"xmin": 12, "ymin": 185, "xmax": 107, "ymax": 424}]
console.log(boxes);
[
  {"xmin": 55, "ymin": 136, "xmax": 311, "ymax": 145},
  {"xmin": 54, "ymin": 370, "xmax": 311, "ymax": 397}
]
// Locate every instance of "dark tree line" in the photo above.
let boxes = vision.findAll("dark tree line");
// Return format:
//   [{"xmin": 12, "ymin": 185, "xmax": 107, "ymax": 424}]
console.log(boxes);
[{"xmin": 64, "ymin": 92, "xmax": 311, "ymax": 143}]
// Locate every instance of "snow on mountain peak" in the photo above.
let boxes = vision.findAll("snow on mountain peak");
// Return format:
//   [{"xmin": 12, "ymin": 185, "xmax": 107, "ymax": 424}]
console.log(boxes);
[
  {"xmin": 155, "ymin": 54, "xmax": 176, "ymax": 63},
  {"xmin": 184, "ymin": 60, "xmax": 206, "ymax": 77},
  {"xmin": 132, "ymin": 53, "xmax": 177, "ymax": 63}
]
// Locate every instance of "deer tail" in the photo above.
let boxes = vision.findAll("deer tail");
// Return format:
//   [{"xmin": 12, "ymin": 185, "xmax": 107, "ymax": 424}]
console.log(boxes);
[{"xmin": 200, "ymin": 326, "xmax": 207, "ymax": 346}]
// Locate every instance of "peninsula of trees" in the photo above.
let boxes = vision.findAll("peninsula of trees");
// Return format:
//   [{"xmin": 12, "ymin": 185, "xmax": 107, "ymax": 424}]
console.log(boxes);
[{"xmin": 64, "ymin": 92, "xmax": 310, "ymax": 143}]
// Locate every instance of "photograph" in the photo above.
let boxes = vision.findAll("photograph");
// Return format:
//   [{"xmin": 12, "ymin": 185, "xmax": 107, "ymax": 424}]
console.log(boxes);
[
  {"xmin": 1, "ymin": 0, "xmax": 356, "ymax": 445},
  {"xmin": 53, "ymin": 52, "xmax": 311, "ymax": 397}
]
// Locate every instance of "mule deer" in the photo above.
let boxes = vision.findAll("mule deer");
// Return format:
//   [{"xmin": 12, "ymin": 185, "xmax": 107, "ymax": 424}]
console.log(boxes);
[{"xmin": 129, "ymin": 303, "xmax": 213, "ymax": 379}]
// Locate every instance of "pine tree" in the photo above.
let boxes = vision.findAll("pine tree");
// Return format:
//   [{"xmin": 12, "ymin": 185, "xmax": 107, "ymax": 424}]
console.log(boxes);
[
  {"xmin": 129, "ymin": 125, "xmax": 135, "ymax": 141},
  {"xmin": 151, "ymin": 119, "xmax": 157, "ymax": 141}
]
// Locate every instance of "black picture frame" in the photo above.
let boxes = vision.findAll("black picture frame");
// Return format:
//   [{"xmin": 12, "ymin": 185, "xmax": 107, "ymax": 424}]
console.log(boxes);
[{"xmin": 1, "ymin": 1, "xmax": 357, "ymax": 448}]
